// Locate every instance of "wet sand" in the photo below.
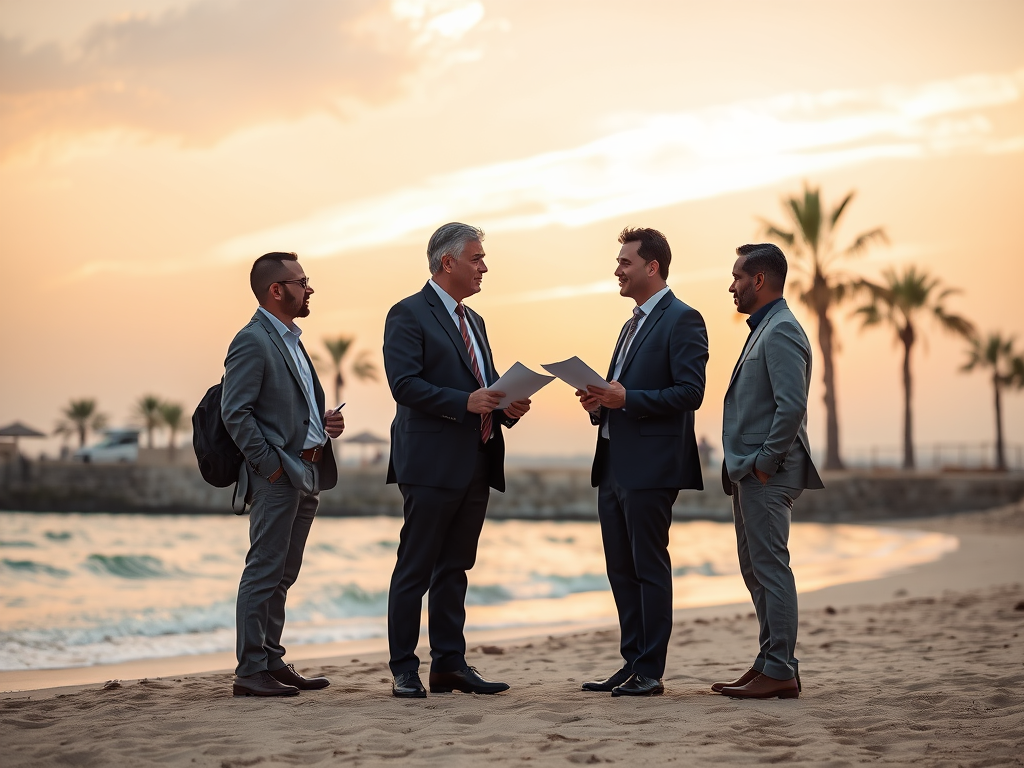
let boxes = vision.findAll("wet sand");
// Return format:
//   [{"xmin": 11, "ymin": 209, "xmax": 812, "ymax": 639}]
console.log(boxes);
[{"xmin": 2, "ymin": 502, "xmax": 1022, "ymax": 766}]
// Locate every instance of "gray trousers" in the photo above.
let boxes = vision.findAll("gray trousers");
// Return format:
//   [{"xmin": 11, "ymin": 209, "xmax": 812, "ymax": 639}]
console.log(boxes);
[
  {"xmin": 731, "ymin": 474, "xmax": 802, "ymax": 681},
  {"xmin": 235, "ymin": 460, "xmax": 319, "ymax": 676}
]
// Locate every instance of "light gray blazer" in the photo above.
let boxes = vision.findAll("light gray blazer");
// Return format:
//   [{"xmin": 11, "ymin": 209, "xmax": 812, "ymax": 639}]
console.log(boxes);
[
  {"xmin": 721, "ymin": 299, "xmax": 823, "ymax": 495},
  {"xmin": 221, "ymin": 311, "xmax": 338, "ymax": 506}
]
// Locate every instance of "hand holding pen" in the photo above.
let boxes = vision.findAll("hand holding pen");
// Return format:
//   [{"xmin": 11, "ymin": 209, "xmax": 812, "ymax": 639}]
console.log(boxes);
[{"xmin": 324, "ymin": 402, "xmax": 345, "ymax": 439}]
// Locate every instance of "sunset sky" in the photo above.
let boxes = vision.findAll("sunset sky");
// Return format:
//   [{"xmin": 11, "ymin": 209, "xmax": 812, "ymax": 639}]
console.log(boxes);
[{"xmin": 2, "ymin": 0, "xmax": 1022, "ymax": 465}]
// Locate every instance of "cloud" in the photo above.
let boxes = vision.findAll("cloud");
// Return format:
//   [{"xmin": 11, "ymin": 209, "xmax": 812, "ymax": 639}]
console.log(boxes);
[
  {"xmin": 212, "ymin": 69, "xmax": 1024, "ymax": 263},
  {"xmin": 0, "ymin": 0, "xmax": 469, "ymax": 156}
]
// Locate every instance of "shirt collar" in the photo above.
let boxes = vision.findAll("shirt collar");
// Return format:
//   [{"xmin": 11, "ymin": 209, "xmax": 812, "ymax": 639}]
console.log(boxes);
[
  {"xmin": 258, "ymin": 306, "xmax": 301, "ymax": 340},
  {"xmin": 636, "ymin": 285, "xmax": 671, "ymax": 317},
  {"xmin": 428, "ymin": 279, "xmax": 460, "ymax": 317},
  {"xmin": 746, "ymin": 297, "xmax": 784, "ymax": 332}
]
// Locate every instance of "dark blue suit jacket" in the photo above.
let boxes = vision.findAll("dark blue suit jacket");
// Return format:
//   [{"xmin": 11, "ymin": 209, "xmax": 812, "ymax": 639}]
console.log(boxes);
[
  {"xmin": 592, "ymin": 290, "xmax": 709, "ymax": 491},
  {"xmin": 383, "ymin": 283, "xmax": 517, "ymax": 491}
]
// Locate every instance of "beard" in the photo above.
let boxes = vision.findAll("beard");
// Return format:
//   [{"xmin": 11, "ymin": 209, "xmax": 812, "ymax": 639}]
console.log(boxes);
[{"xmin": 735, "ymin": 284, "xmax": 757, "ymax": 314}]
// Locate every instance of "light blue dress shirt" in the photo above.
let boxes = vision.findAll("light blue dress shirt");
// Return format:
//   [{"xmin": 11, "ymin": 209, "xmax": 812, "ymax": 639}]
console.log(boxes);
[{"xmin": 257, "ymin": 307, "xmax": 325, "ymax": 450}]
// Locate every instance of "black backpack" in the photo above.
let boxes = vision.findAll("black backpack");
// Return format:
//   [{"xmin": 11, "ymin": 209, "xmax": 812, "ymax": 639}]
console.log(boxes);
[{"xmin": 192, "ymin": 380, "xmax": 243, "ymax": 489}]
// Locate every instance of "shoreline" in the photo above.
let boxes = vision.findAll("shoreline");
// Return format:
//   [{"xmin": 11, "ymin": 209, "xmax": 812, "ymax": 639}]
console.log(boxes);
[
  {"xmin": 3, "ymin": 503, "xmax": 1021, "ymax": 767},
  {"xmin": 4, "ymin": 505, "xmax": 1020, "ymax": 697}
]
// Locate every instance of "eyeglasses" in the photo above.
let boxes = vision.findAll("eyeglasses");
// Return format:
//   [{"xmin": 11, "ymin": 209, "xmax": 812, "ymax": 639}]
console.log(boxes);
[{"xmin": 276, "ymin": 277, "xmax": 311, "ymax": 289}]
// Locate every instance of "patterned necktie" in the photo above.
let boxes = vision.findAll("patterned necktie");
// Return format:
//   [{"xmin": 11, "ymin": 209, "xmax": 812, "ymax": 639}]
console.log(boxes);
[
  {"xmin": 617, "ymin": 307, "xmax": 646, "ymax": 367},
  {"xmin": 455, "ymin": 304, "xmax": 491, "ymax": 443}
]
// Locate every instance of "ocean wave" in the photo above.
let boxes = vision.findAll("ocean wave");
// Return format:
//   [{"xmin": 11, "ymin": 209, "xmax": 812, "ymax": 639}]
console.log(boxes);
[
  {"xmin": 44, "ymin": 531, "xmax": 73, "ymax": 541},
  {"xmin": 673, "ymin": 562, "xmax": 719, "ymax": 577},
  {"xmin": 0, "ymin": 540, "xmax": 36, "ymax": 548},
  {"xmin": 83, "ymin": 554, "xmax": 177, "ymax": 579},
  {"xmin": 1, "ymin": 559, "xmax": 70, "ymax": 577}
]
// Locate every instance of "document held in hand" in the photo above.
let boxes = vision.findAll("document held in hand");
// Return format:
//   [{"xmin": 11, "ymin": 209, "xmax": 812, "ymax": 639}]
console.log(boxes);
[
  {"xmin": 541, "ymin": 357, "xmax": 609, "ymax": 392},
  {"xmin": 488, "ymin": 362, "xmax": 556, "ymax": 409}
]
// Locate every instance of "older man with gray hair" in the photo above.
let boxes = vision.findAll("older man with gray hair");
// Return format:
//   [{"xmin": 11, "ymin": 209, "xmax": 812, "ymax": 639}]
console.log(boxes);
[{"xmin": 383, "ymin": 222, "xmax": 532, "ymax": 698}]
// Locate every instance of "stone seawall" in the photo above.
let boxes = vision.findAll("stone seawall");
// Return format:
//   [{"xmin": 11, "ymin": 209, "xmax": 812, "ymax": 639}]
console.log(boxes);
[{"xmin": 2, "ymin": 460, "xmax": 1023, "ymax": 522}]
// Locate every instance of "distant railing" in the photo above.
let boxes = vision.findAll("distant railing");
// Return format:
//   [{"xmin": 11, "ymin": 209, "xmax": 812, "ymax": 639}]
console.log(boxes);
[{"xmin": 827, "ymin": 443, "xmax": 1024, "ymax": 472}]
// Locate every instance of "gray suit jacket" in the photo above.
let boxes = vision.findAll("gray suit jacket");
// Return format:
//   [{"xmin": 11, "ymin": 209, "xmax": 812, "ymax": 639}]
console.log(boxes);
[
  {"xmin": 722, "ymin": 299, "xmax": 823, "ymax": 495},
  {"xmin": 221, "ymin": 311, "xmax": 338, "ymax": 506}
]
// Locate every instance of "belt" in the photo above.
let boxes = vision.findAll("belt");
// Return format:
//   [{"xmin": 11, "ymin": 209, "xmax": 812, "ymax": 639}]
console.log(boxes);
[{"xmin": 299, "ymin": 445, "xmax": 324, "ymax": 462}]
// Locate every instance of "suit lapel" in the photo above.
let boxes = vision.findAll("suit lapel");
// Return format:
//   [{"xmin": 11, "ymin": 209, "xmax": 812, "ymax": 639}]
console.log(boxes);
[
  {"xmin": 254, "ymin": 311, "xmax": 307, "ymax": 395},
  {"xmin": 727, "ymin": 300, "xmax": 789, "ymax": 390},
  {"xmin": 618, "ymin": 290, "xmax": 673, "ymax": 377},
  {"xmin": 422, "ymin": 283, "xmax": 477, "ymax": 380}
]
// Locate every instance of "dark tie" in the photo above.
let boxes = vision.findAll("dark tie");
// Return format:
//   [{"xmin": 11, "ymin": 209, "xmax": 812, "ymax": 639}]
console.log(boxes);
[
  {"xmin": 616, "ymin": 307, "xmax": 646, "ymax": 368},
  {"xmin": 455, "ymin": 304, "xmax": 491, "ymax": 443}
]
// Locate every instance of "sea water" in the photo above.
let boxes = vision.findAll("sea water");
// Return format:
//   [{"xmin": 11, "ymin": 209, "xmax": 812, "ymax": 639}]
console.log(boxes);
[{"xmin": 0, "ymin": 512, "xmax": 957, "ymax": 670}]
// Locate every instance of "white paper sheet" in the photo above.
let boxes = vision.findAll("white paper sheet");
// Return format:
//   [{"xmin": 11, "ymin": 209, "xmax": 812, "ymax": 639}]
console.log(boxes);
[
  {"xmin": 541, "ymin": 356, "xmax": 609, "ymax": 392},
  {"xmin": 488, "ymin": 362, "xmax": 556, "ymax": 409}
]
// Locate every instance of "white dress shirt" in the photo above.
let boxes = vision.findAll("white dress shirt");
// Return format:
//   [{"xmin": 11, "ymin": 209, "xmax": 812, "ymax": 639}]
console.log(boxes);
[
  {"xmin": 258, "ymin": 307, "xmax": 325, "ymax": 449},
  {"xmin": 429, "ymin": 280, "xmax": 489, "ymax": 384},
  {"xmin": 602, "ymin": 285, "xmax": 671, "ymax": 439}
]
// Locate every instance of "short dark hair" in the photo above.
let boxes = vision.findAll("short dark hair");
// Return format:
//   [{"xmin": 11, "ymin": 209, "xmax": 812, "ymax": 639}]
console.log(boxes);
[
  {"xmin": 736, "ymin": 243, "xmax": 787, "ymax": 290},
  {"xmin": 250, "ymin": 251, "xmax": 298, "ymax": 299},
  {"xmin": 619, "ymin": 227, "xmax": 671, "ymax": 279}
]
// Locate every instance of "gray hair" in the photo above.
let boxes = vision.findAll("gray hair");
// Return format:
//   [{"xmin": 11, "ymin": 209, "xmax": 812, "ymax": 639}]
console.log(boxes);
[{"xmin": 427, "ymin": 222, "xmax": 485, "ymax": 274}]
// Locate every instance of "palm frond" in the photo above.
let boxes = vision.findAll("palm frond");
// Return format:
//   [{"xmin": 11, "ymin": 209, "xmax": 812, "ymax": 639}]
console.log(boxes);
[
  {"xmin": 757, "ymin": 219, "xmax": 795, "ymax": 247},
  {"xmin": 351, "ymin": 351, "xmax": 379, "ymax": 382},
  {"xmin": 829, "ymin": 191, "xmax": 856, "ymax": 229},
  {"xmin": 323, "ymin": 336, "xmax": 354, "ymax": 366},
  {"xmin": 843, "ymin": 227, "xmax": 889, "ymax": 257}
]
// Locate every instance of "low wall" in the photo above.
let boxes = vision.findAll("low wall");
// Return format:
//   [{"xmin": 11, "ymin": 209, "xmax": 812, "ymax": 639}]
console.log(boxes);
[{"xmin": 2, "ymin": 459, "xmax": 1023, "ymax": 522}]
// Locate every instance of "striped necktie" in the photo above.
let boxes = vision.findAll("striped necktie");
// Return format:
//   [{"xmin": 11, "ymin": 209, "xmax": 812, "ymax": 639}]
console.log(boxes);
[{"xmin": 455, "ymin": 304, "xmax": 491, "ymax": 443}]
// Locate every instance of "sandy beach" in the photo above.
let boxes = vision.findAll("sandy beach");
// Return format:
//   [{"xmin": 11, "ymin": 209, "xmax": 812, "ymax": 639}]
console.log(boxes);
[{"xmin": 3, "ymin": 501, "xmax": 1023, "ymax": 767}]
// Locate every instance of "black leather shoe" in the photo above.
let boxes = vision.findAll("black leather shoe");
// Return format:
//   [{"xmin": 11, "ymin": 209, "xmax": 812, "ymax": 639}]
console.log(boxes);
[
  {"xmin": 429, "ymin": 666, "xmax": 509, "ymax": 694},
  {"xmin": 232, "ymin": 671, "xmax": 300, "ymax": 697},
  {"xmin": 611, "ymin": 673, "xmax": 664, "ymax": 697},
  {"xmin": 582, "ymin": 667, "xmax": 632, "ymax": 692},
  {"xmin": 269, "ymin": 664, "xmax": 330, "ymax": 690},
  {"xmin": 392, "ymin": 671, "xmax": 427, "ymax": 698}
]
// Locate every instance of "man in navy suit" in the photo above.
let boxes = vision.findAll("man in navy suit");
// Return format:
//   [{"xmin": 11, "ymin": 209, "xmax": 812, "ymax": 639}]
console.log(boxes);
[
  {"xmin": 383, "ymin": 222, "xmax": 532, "ymax": 698},
  {"xmin": 577, "ymin": 227, "xmax": 708, "ymax": 696}
]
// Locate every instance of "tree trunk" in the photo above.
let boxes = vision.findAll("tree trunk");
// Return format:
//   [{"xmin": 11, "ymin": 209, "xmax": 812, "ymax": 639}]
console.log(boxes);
[
  {"xmin": 816, "ymin": 305, "xmax": 844, "ymax": 470},
  {"xmin": 334, "ymin": 370, "xmax": 344, "ymax": 409},
  {"xmin": 147, "ymin": 425, "xmax": 154, "ymax": 450},
  {"xmin": 993, "ymin": 373, "xmax": 1005, "ymax": 471},
  {"xmin": 901, "ymin": 325, "xmax": 915, "ymax": 470},
  {"xmin": 77, "ymin": 424, "xmax": 86, "ymax": 449}
]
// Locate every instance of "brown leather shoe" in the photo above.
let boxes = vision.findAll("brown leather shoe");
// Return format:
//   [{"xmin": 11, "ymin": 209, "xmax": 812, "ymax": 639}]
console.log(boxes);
[
  {"xmin": 711, "ymin": 667, "xmax": 760, "ymax": 693},
  {"xmin": 232, "ymin": 671, "xmax": 299, "ymax": 697},
  {"xmin": 269, "ymin": 663, "xmax": 330, "ymax": 690},
  {"xmin": 721, "ymin": 673, "xmax": 799, "ymax": 699}
]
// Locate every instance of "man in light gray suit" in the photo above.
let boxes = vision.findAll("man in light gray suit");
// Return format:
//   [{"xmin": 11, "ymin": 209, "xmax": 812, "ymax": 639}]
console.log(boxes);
[
  {"xmin": 222, "ymin": 251, "xmax": 345, "ymax": 697},
  {"xmin": 715, "ymin": 243, "xmax": 823, "ymax": 700}
]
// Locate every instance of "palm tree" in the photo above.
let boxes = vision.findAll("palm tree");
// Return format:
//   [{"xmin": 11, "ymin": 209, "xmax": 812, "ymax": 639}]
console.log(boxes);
[
  {"xmin": 760, "ymin": 183, "xmax": 888, "ymax": 470},
  {"xmin": 135, "ymin": 394, "xmax": 163, "ymax": 449},
  {"xmin": 322, "ymin": 335, "xmax": 379, "ymax": 405},
  {"xmin": 854, "ymin": 266, "xmax": 975, "ymax": 469},
  {"xmin": 55, "ymin": 399, "xmax": 108, "ymax": 449},
  {"xmin": 961, "ymin": 333, "xmax": 1024, "ymax": 471},
  {"xmin": 159, "ymin": 401, "xmax": 185, "ymax": 460}
]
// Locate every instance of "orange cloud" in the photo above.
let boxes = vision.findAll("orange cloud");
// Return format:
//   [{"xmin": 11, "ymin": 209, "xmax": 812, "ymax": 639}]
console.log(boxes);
[{"xmin": 0, "ymin": 0, "xmax": 420, "ymax": 157}]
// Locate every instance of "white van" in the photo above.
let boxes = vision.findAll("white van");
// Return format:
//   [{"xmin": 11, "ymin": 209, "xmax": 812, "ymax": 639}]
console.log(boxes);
[{"xmin": 74, "ymin": 429, "xmax": 140, "ymax": 463}]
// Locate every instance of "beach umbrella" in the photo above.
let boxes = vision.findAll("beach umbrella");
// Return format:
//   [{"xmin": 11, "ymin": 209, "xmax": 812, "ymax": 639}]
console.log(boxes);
[
  {"xmin": 341, "ymin": 430, "xmax": 389, "ymax": 465},
  {"xmin": 342, "ymin": 430, "xmax": 389, "ymax": 445},
  {"xmin": 0, "ymin": 421, "xmax": 46, "ymax": 450}
]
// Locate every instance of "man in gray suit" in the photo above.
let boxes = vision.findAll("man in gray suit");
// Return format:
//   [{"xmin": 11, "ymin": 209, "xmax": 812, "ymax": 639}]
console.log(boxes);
[
  {"xmin": 715, "ymin": 243, "xmax": 823, "ymax": 700},
  {"xmin": 222, "ymin": 251, "xmax": 345, "ymax": 697}
]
